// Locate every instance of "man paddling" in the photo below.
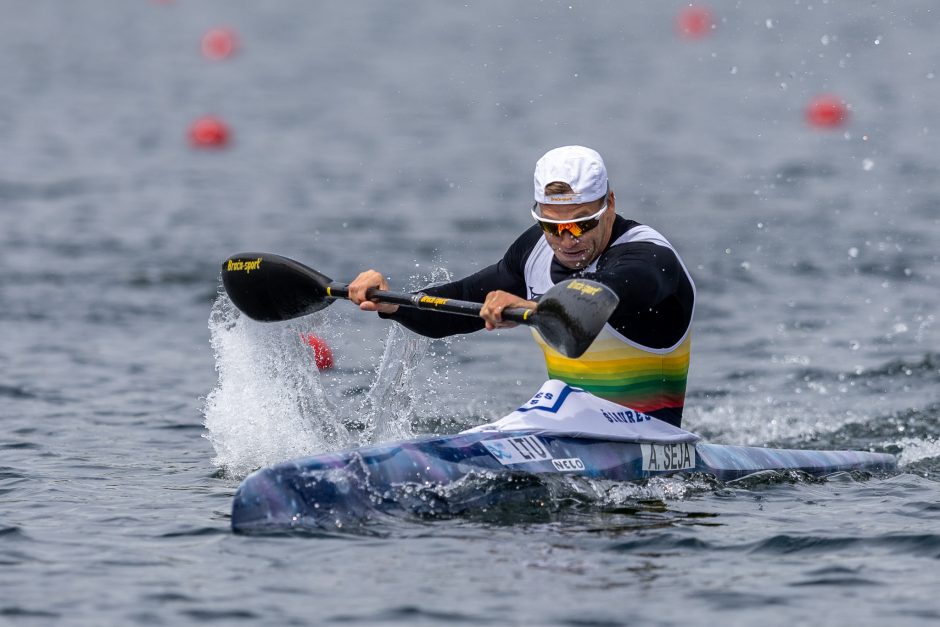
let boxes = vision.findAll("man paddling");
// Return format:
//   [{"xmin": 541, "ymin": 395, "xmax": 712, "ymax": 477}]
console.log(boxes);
[{"xmin": 348, "ymin": 146, "xmax": 695, "ymax": 426}]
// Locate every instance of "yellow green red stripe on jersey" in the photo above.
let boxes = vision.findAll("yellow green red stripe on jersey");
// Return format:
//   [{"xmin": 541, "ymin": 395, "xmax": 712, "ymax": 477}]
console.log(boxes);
[{"xmin": 531, "ymin": 327, "xmax": 691, "ymax": 414}]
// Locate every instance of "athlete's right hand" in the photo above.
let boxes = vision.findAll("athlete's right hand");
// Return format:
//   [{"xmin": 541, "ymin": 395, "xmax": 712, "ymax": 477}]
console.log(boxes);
[
  {"xmin": 480, "ymin": 290, "xmax": 538, "ymax": 331},
  {"xmin": 347, "ymin": 269, "xmax": 400, "ymax": 314}
]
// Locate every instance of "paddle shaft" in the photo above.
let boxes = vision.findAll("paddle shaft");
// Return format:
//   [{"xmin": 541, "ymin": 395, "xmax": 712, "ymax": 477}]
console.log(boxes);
[{"xmin": 325, "ymin": 283, "xmax": 533, "ymax": 324}]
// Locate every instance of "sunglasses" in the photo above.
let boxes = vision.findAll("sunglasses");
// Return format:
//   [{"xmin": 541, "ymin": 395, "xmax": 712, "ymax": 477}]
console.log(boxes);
[{"xmin": 531, "ymin": 201, "xmax": 607, "ymax": 238}]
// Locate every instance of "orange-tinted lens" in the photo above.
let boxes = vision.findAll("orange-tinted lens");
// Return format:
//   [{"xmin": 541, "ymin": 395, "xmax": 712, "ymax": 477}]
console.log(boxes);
[
  {"xmin": 538, "ymin": 217, "xmax": 599, "ymax": 238},
  {"xmin": 558, "ymin": 222, "xmax": 584, "ymax": 237}
]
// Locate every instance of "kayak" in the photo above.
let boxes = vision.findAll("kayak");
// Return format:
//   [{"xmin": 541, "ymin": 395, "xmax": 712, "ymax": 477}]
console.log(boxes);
[
  {"xmin": 230, "ymin": 381, "xmax": 896, "ymax": 532},
  {"xmin": 231, "ymin": 431, "xmax": 895, "ymax": 532}
]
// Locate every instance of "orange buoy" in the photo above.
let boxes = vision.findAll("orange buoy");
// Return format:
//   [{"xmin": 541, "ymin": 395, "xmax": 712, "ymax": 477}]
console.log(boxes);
[
  {"xmin": 677, "ymin": 5, "xmax": 713, "ymax": 39},
  {"xmin": 806, "ymin": 95, "xmax": 849, "ymax": 129},
  {"xmin": 201, "ymin": 28, "xmax": 238, "ymax": 61},
  {"xmin": 188, "ymin": 116, "xmax": 230, "ymax": 148},
  {"xmin": 304, "ymin": 334, "xmax": 335, "ymax": 370}
]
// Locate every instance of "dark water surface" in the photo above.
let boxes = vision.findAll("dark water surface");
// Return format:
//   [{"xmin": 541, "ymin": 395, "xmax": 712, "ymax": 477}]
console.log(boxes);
[{"xmin": 2, "ymin": 1, "xmax": 939, "ymax": 625}]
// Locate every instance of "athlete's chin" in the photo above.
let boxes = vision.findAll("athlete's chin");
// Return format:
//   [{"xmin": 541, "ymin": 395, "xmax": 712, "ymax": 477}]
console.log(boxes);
[{"xmin": 553, "ymin": 249, "xmax": 593, "ymax": 269}]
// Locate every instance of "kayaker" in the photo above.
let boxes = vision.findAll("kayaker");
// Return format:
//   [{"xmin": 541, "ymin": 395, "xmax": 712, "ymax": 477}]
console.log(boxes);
[{"xmin": 348, "ymin": 146, "xmax": 695, "ymax": 426}]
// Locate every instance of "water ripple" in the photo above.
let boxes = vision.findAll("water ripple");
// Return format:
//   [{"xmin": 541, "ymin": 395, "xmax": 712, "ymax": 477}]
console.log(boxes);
[
  {"xmin": 331, "ymin": 605, "xmax": 480, "ymax": 624},
  {"xmin": 180, "ymin": 608, "xmax": 259, "ymax": 621},
  {"xmin": 0, "ymin": 607, "xmax": 60, "ymax": 619},
  {"xmin": 749, "ymin": 533, "xmax": 940, "ymax": 557}
]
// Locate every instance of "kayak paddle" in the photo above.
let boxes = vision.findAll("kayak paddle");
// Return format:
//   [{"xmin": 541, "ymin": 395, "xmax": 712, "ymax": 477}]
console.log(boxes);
[{"xmin": 221, "ymin": 252, "xmax": 619, "ymax": 358}]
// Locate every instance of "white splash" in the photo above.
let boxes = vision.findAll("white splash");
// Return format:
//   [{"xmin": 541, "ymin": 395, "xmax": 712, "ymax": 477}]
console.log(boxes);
[
  {"xmin": 357, "ymin": 322, "xmax": 431, "ymax": 444},
  {"xmin": 203, "ymin": 289, "xmax": 443, "ymax": 479},
  {"xmin": 895, "ymin": 437, "xmax": 940, "ymax": 467},
  {"xmin": 686, "ymin": 402, "xmax": 799, "ymax": 445},
  {"xmin": 203, "ymin": 294, "xmax": 344, "ymax": 478}
]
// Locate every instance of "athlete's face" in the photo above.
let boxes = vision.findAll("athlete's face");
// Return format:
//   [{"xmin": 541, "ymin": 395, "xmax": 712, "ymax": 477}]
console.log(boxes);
[{"xmin": 535, "ymin": 192, "xmax": 616, "ymax": 270}]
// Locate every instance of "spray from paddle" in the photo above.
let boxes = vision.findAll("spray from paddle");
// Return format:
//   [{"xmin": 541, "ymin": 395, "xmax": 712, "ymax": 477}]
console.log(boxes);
[
  {"xmin": 204, "ymin": 269, "xmax": 463, "ymax": 478},
  {"xmin": 203, "ymin": 294, "xmax": 343, "ymax": 478}
]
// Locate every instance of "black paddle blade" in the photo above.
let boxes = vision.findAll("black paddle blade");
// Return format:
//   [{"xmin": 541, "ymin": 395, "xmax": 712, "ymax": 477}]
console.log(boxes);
[
  {"xmin": 533, "ymin": 279, "xmax": 619, "ymax": 358},
  {"xmin": 221, "ymin": 252, "xmax": 335, "ymax": 321}
]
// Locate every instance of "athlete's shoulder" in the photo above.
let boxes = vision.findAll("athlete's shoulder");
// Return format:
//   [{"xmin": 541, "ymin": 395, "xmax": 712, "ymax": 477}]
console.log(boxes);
[
  {"xmin": 598, "ymin": 217, "xmax": 684, "ymax": 269},
  {"xmin": 503, "ymin": 223, "xmax": 544, "ymax": 261},
  {"xmin": 489, "ymin": 223, "xmax": 544, "ymax": 283},
  {"xmin": 608, "ymin": 215, "xmax": 642, "ymax": 243},
  {"xmin": 607, "ymin": 217, "xmax": 681, "ymax": 251},
  {"xmin": 513, "ymin": 223, "xmax": 545, "ymax": 250}
]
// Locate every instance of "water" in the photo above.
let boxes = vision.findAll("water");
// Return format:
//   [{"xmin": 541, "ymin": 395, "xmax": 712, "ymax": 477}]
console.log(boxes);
[{"xmin": 2, "ymin": 0, "xmax": 939, "ymax": 624}]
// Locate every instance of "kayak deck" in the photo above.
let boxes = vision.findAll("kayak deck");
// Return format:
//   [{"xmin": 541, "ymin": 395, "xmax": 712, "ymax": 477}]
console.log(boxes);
[{"xmin": 230, "ymin": 430, "xmax": 896, "ymax": 532}]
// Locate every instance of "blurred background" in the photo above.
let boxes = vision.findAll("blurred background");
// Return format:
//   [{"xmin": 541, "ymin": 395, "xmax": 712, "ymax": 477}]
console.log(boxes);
[
  {"xmin": 2, "ymin": 1, "xmax": 939, "ymax": 624},
  {"xmin": 4, "ymin": 0, "xmax": 937, "ymax": 445}
]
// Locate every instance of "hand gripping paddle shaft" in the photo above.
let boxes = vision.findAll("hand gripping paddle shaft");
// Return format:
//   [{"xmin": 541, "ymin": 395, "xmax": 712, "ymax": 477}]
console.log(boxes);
[{"xmin": 221, "ymin": 252, "xmax": 619, "ymax": 358}]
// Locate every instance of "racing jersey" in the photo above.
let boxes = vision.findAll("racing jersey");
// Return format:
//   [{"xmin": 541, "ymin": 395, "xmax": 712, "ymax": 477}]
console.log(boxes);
[{"xmin": 382, "ymin": 215, "xmax": 695, "ymax": 426}]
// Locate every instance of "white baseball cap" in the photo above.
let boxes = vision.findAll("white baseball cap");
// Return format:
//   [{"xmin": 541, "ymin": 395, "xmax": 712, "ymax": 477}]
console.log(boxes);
[{"xmin": 533, "ymin": 145, "xmax": 608, "ymax": 205}]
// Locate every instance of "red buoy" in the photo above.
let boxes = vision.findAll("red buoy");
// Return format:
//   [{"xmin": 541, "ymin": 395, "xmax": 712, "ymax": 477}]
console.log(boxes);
[
  {"xmin": 188, "ymin": 116, "xmax": 230, "ymax": 148},
  {"xmin": 304, "ymin": 334, "xmax": 335, "ymax": 370},
  {"xmin": 806, "ymin": 95, "xmax": 848, "ymax": 129},
  {"xmin": 201, "ymin": 28, "xmax": 238, "ymax": 61},
  {"xmin": 677, "ymin": 5, "xmax": 713, "ymax": 39}
]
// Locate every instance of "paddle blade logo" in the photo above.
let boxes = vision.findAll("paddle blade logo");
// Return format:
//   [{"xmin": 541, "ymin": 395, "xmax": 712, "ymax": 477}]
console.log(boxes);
[
  {"xmin": 534, "ymin": 278, "xmax": 619, "ymax": 358},
  {"xmin": 226, "ymin": 257, "xmax": 263, "ymax": 274},
  {"xmin": 566, "ymin": 280, "xmax": 604, "ymax": 296}
]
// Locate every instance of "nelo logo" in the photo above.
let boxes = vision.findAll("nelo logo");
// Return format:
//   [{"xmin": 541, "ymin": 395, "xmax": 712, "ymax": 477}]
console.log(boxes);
[{"xmin": 552, "ymin": 457, "xmax": 585, "ymax": 472}]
